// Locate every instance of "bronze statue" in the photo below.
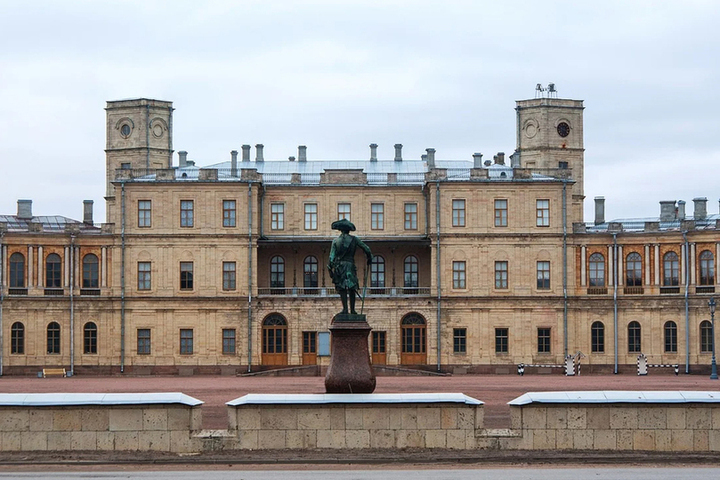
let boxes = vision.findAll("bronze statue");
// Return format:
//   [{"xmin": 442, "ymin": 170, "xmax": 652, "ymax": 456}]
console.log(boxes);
[{"xmin": 328, "ymin": 219, "xmax": 372, "ymax": 314}]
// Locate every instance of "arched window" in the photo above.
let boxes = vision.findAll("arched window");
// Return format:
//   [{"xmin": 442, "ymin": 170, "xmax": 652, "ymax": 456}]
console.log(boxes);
[
  {"xmin": 9, "ymin": 253, "xmax": 25, "ymax": 288},
  {"xmin": 84, "ymin": 322, "xmax": 98, "ymax": 354},
  {"xmin": 591, "ymin": 321, "xmax": 604, "ymax": 353},
  {"xmin": 700, "ymin": 250, "xmax": 715, "ymax": 286},
  {"xmin": 664, "ymin": 321, "xmax": 677, "ymax": 353},
  {"xmin": 401, "ymin": 313, "xmax": 426, "ymax": 364},
  {"xmin": 82, "ymin": 254, "xmax": 99, "ymax": 289},
  {"xmin": 303, "ymin": 256, "xmax": 318, "ymax": 291},
  {"xmin": 370, "ymin": 256, "xmax": 385, "ymax": 289},
  {"xmin": 11, "ymin": 322, "xmax": 24, "ymax": 354},
  {"xmin": 270, "ymin": 256, "xmax": 285, "ymax": 293},
  {"xmin": 701, "ymin": 320, "xmax": 713, "ymax": 353},
  {"xmin": 47, "ymin": 322, "xmax": 61, "ymax": 354},
  {"xmin": 663, "ymin": 252, "xmax": 679, "ymax": 286},
  {"xmin": 589, "ymin": 253, "xmax": 605, "ymax": 287},
  {"xmin": 45, "ymin": 253, "xmax": 62, "ymax": 289},
  {"xmin": 628, "ymin": 321, "xmax": 641, "ymax": 353},
  {"xmin": 626, "ymin": 252, "xmax": 642, "ymax": 287},
  {"xmin": 262, "ymin": 314, "xmax": 288, "ymax": 366},
  {"xmin": 404, "ymin": 255, "xmax": 419, "ymax": 293}
]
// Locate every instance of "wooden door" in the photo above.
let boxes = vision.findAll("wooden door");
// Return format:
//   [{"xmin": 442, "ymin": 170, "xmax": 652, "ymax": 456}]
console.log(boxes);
[
  {"xmin": 401, "ymin": 314, "xmax": 426, "ymax": 365},
  {"xmin": 262, "ymin": 314, "xmax": 288, "ymax": 366},
  {"xmin": 371, "ymin": 331, "xmax": 387, "ymax": 365},
  {"xmin": 302, "ymin": 331, "xmax": 317, "ymax": 365}
]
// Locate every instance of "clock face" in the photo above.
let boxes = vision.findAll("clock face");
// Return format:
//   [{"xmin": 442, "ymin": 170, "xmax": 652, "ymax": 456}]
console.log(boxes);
[{"xmin": 557, "ymin": 122, "xmax": 570, "ymax": 138}]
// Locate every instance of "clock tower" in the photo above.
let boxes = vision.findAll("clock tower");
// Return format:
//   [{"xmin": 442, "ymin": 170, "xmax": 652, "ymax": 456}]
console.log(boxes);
[{"xmin": 515, "ymin": 96, "xmax": 585, "ymax": 222}]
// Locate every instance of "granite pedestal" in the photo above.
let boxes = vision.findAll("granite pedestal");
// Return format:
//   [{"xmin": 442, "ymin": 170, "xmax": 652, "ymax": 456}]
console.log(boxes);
[{"xmin": 325, "ymin": 313, "xmax": 376, "ymax": 394}]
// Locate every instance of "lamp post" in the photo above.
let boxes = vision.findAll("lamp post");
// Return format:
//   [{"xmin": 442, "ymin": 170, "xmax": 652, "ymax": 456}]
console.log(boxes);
[{"xmin": 710, "ymin": 297, "xmax": 717, "ymax": 380}]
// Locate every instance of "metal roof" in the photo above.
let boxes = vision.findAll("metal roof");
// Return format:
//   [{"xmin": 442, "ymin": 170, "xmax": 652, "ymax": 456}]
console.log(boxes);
[
  {"xmin": 585, "ymin": 214, "xmax": 719, "ymax": 233},
  {"xmin": 0, "ymin": 215, "xmax": 101, "ymax": 233}
]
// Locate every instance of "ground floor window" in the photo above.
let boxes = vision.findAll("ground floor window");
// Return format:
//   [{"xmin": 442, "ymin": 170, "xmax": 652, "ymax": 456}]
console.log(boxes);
[
  {"xmin": 84, "ymin": 322, "xmax": 98, "ymax": 354},
  {"xmin": 495, "ymin": 328, "xmax": 508, "ymax": 353},
  {"xmin": 701, "ymin": 321, "xmax": 713, "ymax": 353},
  {"xmin": 222, "ymin": 329, "xmax": 236, "ymax": 355},
  {"xmin": 453, "ymin": 328, "xmax": 466, "ymax": 354},
  {"xmin": 47, "ymin": 322, "xmax": 60, "ymax": 354},
  {"xmin": 591, "ymin": 321, "xmax": 604, "ymax": 353},
  {"xmin": 137, "ymin": 329, "xmax": 151, "ymax": 355},
  {"xmin": 628, "ymin": 321, "xmax": 641, "ymax": 353},
  {"xmin": 11, "ymin": 322, "xmax": 24, "ymax": 354},
  {"xmin": 537, "ymin": 328, "xmax": 551, "ymax": 353},
  {"xmin": 664, "ymin": 321, "xmax": 677, "ymax": 353},
  {"xmin": 180, "ymin": 329, "xmax": 194, "ymax": 355}
]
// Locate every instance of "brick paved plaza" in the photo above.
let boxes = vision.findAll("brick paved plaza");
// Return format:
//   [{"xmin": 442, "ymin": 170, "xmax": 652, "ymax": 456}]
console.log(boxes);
[{"xmin": 1, "ymin": 373, "xmax": 716, "ymax": 430}]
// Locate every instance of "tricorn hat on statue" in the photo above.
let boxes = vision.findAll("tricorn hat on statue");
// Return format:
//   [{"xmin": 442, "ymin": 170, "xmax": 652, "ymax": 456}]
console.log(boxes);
[{"xmin": 331, "ymin": 218, "xmax": 356, "ymax": 232}]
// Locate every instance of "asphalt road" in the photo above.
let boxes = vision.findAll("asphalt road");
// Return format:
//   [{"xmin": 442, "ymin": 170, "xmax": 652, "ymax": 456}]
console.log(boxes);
[{"xmin": 2, "ymin": 469, "xmax": 720, "ymax": 480}]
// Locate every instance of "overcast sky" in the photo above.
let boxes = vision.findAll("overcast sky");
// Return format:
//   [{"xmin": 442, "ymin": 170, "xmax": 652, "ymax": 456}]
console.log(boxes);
[{"xmin": 1, "ymin": 0, "xmax": 718, "ymax": 224}]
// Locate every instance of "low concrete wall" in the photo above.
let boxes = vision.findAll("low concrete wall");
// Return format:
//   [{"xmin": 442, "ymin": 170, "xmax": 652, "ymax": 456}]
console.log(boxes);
[
  {"xmin": 0, "ymin": 393, "xmax": 203, "ymax": 452},
  {"xmin": 225, "ymin": 393, "xmax": 483, "ymax": 449}
]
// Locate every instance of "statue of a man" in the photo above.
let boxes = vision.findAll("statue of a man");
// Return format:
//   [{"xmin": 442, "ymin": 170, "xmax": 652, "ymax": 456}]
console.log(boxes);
[{"xmin": 328, "ymin": 219, "xmax": 372, "ymax": 315}]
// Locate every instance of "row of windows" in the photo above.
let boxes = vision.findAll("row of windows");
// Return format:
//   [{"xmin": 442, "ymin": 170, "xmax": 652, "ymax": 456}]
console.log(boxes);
[
  {"xmin": 137, "ymin": 198, "xmax": 551, "ymax": 230},
  {"xmin": 588, "ymin": 250, "xmax": 715, "ymax": 287},
  {"xmin": 589, "ymin": 320, "xmax": 717, "ymax": 354},
  {"xmin": 10, "ymin": 322, "xmax": 97, "ymax": 355},
  {"xmin": 7, "ymin": 253, "xmax": 100, "ymax": 289}
]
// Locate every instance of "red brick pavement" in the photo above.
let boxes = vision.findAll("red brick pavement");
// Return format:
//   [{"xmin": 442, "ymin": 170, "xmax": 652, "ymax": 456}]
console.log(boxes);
[{"xmin": 0, "ymin": 373, "xmax": 715, "ymax": 429}]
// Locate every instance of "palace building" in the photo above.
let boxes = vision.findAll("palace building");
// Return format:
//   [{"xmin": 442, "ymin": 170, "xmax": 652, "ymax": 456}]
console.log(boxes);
[{"xmin": 0, "ymin": 94, "xmax": 718, "ymax": 375}]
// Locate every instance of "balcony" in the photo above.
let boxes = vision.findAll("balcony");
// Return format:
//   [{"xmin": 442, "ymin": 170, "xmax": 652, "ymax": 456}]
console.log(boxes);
[
  {"xmin": 257, "ymin": 286, "xmax": 431, "ymax": 297},
  {"xmin": 8, "ymin": 288, "xmax": 28, "ymax": 296},
  {"xmin": 623, "ymin": 286, "xmax": 644, "ymax": 295},
  {"xmin": 696, "ymin": 286, "xmax": 716, "ymax": 294},
  {"xmin": 587, "ymin": 287, "xmax": 608, "ymax": 295},
  {"xmin": 80, "ymin": 289, "xmax": 101, "ymax": 296},
  {"xmin": 44, "ymin": 288, "xmax": 65, "ymax": 296},
  {"xmin": 660, "ymin": 286, "xmax": 680, "ymax": 294}
]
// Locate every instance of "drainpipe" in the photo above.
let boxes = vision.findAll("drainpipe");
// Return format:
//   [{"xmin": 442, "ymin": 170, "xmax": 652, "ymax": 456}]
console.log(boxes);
[
  {"xmin": 435, "ymin": 181, "xmax": 441, "ymax": 372},
  {"xmin": 0, "ymin": 231, "xmax": 4, "ymax": 376},
  {"xmin": 683, "ymin": 231, "xmax": 690, "ymax": 373},
  {"xmin": 562, "ymin": 182, "xmax": 568, "ymax": 357},
  {"xmin": 70, "ymin": 234, "xmax": 75, "ymax": 376},
  {"xmin": 613, "ymin": 233, "xmax": 618, "ymax": 374},
  {"xmin": 247, "ymin": 182, "xmax": 253, "ymax": 373},
  {"xmin": 120, "ymin": 183, "xmax": 126, "ymax": 373}
]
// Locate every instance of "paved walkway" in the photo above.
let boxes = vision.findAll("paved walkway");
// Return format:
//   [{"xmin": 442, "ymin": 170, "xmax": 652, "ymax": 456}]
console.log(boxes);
[{"xmin": 0, "ymin": 373, "xmax": 714, "ymax": 429}]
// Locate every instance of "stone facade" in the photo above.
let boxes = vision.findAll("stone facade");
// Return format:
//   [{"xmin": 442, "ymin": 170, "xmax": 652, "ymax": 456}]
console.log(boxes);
[{"xmin": 0, "ymin": 94, "xmax": 718, "ymax": 374}]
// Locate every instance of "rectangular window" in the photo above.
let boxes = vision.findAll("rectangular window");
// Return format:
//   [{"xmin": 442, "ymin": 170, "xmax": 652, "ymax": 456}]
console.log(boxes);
[
  {"xmin": 337, "ymin": 203, "xmax": 351, "ymax": 221},
  {"xmin": 304, "ymin": 203, "xmax": 318, "ymax": 230},
  {"xmin": 404, "ymin": 203, "xmax": 418, "ymax": 230},
  {"xmin": 453, "ymin": 261, "xmax": 466, "ymax": 289},
  {"xmin": 538, "ymin": 328, "xmax": 551, "ymax": 353},
  {"xmin": 452, "ymin": 199, "xmax": 466, "ymax": 227},
  {"xmin": 453, "ymin": 328, "xmax": 467, "ymax": 354},
  {"xmin": 494, "ymin": 199, "xmax": 508, "ymax": 227},
  {"xmin": 222, "ymin": 328, "xmax": 236, "ymax": 355},
  {"xmin": 536, "ymin": 199, "xmax": 549, "ymax": 227},
  {"xmin": 138, "ymin": 262, "xmax": 151, "ymax": 291},
  {"xmin": 180, "ymin": 329, "xmax": 193, "ymax": 355},
  {"xmin": 495, "ymin": 328, "xmax": 509, "ymax": 353},
  {"xmin": 180, "ymin": 262, "xmax": 193, "ymax": 290},
  {"xmin": 372, "ymin": 331, "xmax": 386, "ymax": 354},
  {"xmin": 180, "ymin": 200, "xmax": 194, "ymax": 228},
  {"xmin": 223, "ymin": 262, "xmax": 236, "ymax": 291},
  {"xmin": 371, "ymin": 203, "xmax": 384, "ymax": 230},
  {"xmin": 537, "ymin": 261, "xmax": 550, "ymax": 290},
  {"xmin": 271, "ymin": 203, "xmax": 284, "ymax": 230},
  {"xmin": 223, "ymin": 200, "xmax": 236, "ymax": 227},
  {"xmin": 303, "ymin": 331, "xmax": 317, "ymax": 354},
  {"xmin": 138, "ymin": 200, "xmax": 152, "ymax": 228},
  {"xmin": 495, "ymin": 261, "xmax": 508, "ymax": 289},
  {"xmin": 137, "ymin": 329, "xmax": 151, "ymax": 355}
]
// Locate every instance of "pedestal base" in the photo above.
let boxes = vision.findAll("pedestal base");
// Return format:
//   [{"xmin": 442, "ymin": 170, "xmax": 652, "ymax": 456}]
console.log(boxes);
[{"xmin": 324, "ymin": 314, "xmax": 376, "ymax": 394}]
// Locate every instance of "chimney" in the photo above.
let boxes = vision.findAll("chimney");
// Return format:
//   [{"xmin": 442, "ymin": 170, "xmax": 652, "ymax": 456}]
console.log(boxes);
[
  {"xmin": 594, "ymin": 196, "xmax": 605, "ymax": 225},
  {"xmin": 83, "ymin": 200, "xmax": 94, "ymax": 225},
  {"xmin": 472, "ymin": 153, "xmax": 483, "ymax": 168},
  {"xmin": 241, "ymin": 144, "xmax": 251, "ymax": 162},
  {"xmin": 677, "ymin": 200, "xmax": 686, "ymax": 221},
  {"xmin": 421, "ymin": 154, "xmax": 428, "ymax": 163},
  {"xmin": 230, "ymin": 150, "xmax": 238, "ymax": 176},
  {"xmin": 495, "ymin": 152, "xmax": 505, "ymax": 165},
  {"xmin": 288, "ymin": 156, "xmax": 295, "ymax": 162},
  {"xmin": 178, "ymin": 151, "xmax": 188, "ymax": 168},
  {"xmin": 660, "ymin": 200, "xmax": 676, "ymax": 222},
  {"xmin": 255, "ymin": 144, "xmax": 264, "ymax": 162},
  {"xmin": 298, "ymin": 145, "xmax": 307, "ymax": 162},
  {"xmin": 510, "ymin": 150, "xmax": 521, "ymax": 168},
  {"xmin": 369, "ymin": 143, "xmax": 378, "ymax": 162},
  {"xmin": 693, "ymin": 197, "xmax": 707, "ymax": 220},
  {"xmin": 394, "ymin": 144, "xmax": 403, "ymax": 162},
  {"xmin": 17, "ymin": 199, "xmax": 32, "ymax": 219},
  {"xmin": 426, "ymin": 148, "xmax": 436, "ymax": 168}
]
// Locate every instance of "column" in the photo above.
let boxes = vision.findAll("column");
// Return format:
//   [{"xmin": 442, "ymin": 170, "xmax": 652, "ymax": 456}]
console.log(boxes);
[
  {"xmin": 101, "ymin": 246, "xmax": 107, "ymax": 288},
  {"xmin": 1, "ymin": 245, "xmax": 6, "ymax": 291},
  {"xmin": 690, "ymin": 243, "xmax": 696, "ymax": 285},
  {"xmin": 617, "ymin": 245, "xmax": 624, "ymax": 286},
  {"xmin": 74, "ymin": 246, "xmax": 80, "ymax": 289},
  {"xmin": 33, "ymin": 246, "xmax": 38, "ymax": 287},
  {"xmin": 580, "ymin": 245, "xmax": 587, "ymax": 287},
  {"xmin": 681, "ymin": 243, "xmax": 686, "ymax": 286},
  {"xmin": 654, "ymin": 244, "xmax": 660, "ymax": 285},
  {"xmin": 64, "ymin": 246, "xmax": 70, "ymax": 288},
  {"xmin": 607, "ymin": 245, "xmax": 614, "ymax": 287},
  {"xmin": 716, "ymin": 242, "xmax": 720, "ymax": 286},
  {"xmin": 644, "ymin": 244, "xmax": 651, "ymax": 286}
]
